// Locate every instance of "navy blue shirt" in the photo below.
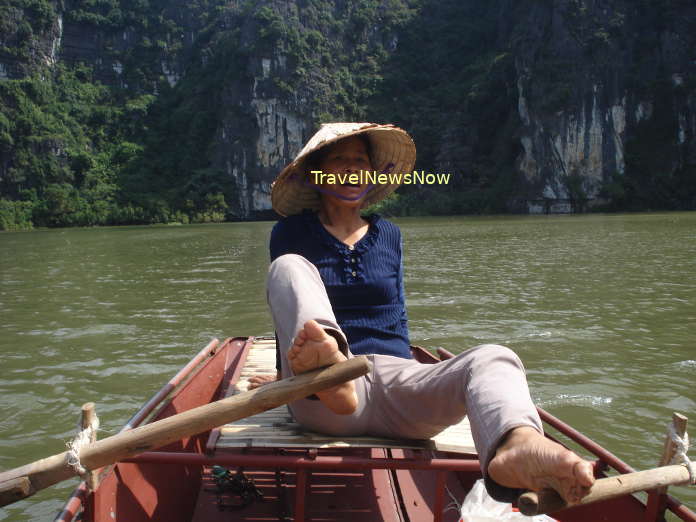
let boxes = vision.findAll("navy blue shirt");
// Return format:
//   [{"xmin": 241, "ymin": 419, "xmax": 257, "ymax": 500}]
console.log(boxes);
[{"xmin": 270, "ymin": 210, "xmax": 412, "ymax": 359}]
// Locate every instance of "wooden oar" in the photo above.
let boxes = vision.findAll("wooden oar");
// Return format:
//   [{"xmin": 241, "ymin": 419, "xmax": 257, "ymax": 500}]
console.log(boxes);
[
  {"xmin": 518, "ymin": 463, "xmax": 693, "ymax": 516},
  {"xmin": 0, "ymin": 356, "xmax": 371, "ymax": 507}
]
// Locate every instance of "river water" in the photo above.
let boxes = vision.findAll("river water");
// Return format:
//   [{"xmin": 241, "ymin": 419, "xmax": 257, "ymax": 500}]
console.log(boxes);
[{"xmin": 1, "ymin": 213, "xmax": 695, "ymax": 520}]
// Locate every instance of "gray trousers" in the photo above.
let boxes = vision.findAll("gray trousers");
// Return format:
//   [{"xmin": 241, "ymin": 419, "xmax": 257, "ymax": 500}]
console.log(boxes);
[{"xmin": 266, "ymin": 254, "xmax": 543, "ymax": 476}]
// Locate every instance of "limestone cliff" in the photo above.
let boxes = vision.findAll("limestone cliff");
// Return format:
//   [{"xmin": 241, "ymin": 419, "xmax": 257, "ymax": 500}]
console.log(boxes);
[
  {"xmin": 0, "ymin": 0, "xmax": 694, "ymax": 225},
  {"xmin": 377, "ymin": 0, "xmax": 696, "ymax": 214},
  {"xmin": 181, "ymin": 0, "xmax": 696, "ymax": 216},
  {"xmin": 502, "ymin": 0, "xmax": 696, "ymax": 212}
]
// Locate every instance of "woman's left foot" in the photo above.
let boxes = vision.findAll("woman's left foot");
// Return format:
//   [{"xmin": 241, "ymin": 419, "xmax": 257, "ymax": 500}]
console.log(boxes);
[
  {"xmin": 247, "ymin": 373, "xmax": 278, "ymax": 390},
  {"xmin": 288, "ymin": 320, "xmax": 358, "ymax": 415}
]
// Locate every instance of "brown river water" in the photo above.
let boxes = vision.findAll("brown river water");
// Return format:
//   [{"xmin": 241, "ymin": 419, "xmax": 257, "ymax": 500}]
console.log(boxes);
[{"xmin": 1, "ymin": 212, "xmax": 695, "ymax": 520}]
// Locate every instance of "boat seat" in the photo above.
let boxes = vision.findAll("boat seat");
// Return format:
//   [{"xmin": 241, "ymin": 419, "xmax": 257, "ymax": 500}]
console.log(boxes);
[{"xmin": 213, "ymin": 337, "xmax": 476, "ymax": 454}]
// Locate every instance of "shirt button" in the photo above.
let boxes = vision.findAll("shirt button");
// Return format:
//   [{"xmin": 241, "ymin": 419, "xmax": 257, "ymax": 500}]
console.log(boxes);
[
  {"xmin": 348, "ymin": 245, "xmax": 354, "ymax": 250},
  {"xmin": 351, "ymin": 258, "xmax": 356, "ymax": 263},
  {"xmin": 351, "ymin": 271, "xmax": 357, "ymax": 276}
]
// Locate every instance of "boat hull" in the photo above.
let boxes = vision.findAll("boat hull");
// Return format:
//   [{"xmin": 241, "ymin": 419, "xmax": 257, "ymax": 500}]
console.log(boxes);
[{"xmin": 60, "ymin": 337, "xmax": 695, "ymax": 522}]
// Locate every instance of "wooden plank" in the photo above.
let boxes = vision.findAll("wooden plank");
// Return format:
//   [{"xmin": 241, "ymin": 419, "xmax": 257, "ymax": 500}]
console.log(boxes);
[
  {"xmin": 216, "ymin": 439, "xmax": 433, "ymax": 450},
  {"xmin": 234, "ymin": 413, "xmax": 291, "ymax": 419},
  {"xmin": 227, "ymin": 411, "xmax": 288, "ymax": 415},
  {"xmin": 217, "ymin": 339, "xmax": 476, "ymax": 454},
  {"xmin": 230, "ymin": 417, "xmax": 294, "ymax": 422},
  {"xmin": 221, "ymin": 422, "xmax": 300, "ymax": 430},
  {"xmin": 217, "ymin": 416, "xmax": 475, "ymax": 453},
  {"xmin": 221, "ymin": 425, "xmax": 301, "ymax": 433},
  {"xmin": 242, "ymin": 405, "xmax": 286, "ymax": 410},
  {"xmin": 220, "ymin": 433, "xmax": 424, "ymax": 445},
  {"xmin": 233, "ymin": 415, "xmax": 291, "ymax": 420}
]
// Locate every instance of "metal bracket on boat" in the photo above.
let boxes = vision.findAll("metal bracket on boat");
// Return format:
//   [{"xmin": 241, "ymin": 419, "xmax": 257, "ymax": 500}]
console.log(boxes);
[{"xmin": 206, "ymin": 465, "xmax": 264, "ymax": 510}]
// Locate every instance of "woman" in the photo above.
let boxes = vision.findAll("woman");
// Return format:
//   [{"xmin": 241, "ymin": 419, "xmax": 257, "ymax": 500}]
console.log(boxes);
[
  {"xmin": 263, "ymin": 122, "xmax": 594, "ymax": 504},
  {"xmin": 249, "ymin": 124, "xmax": 412, "ymax": 390}
]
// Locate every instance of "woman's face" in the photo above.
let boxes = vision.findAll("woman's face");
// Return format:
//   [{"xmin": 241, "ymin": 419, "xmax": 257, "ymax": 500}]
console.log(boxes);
[{"xmin": 311, "ymin": 136, "xmax": 373, "ymax": 210}]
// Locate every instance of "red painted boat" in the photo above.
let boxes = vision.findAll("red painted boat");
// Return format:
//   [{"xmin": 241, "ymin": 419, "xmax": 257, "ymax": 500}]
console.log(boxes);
[{"xmin": 56, "ymin": 336, "xmax": 696, "ymax": 522}]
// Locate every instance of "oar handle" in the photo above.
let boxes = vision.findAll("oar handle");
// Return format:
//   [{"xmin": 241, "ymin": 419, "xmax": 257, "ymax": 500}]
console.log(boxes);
[
  {"xmin": 0, "ymin": 355, "xmax": 372, "ymax": 507},
  {"xmin": 0, "ymin": 477, "xmax": 35, "ymax": 507},
  {"xmin": 518, "ymin": 464, "xmax": 692, "ymax": 516}
]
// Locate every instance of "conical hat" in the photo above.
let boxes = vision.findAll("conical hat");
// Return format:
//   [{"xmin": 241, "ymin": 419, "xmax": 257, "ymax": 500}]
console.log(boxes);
[{"xmin": 271, "ymin": 122, "xmax": 416, "ymax": 216}]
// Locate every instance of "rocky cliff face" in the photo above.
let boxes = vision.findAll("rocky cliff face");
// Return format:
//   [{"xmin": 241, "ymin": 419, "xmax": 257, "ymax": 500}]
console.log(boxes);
[
  {"xmin": 1, "ymin": 0, "xmax": 694, "ymax": 222},
  {"xmin": 176, "ymin": 0, "xmax": 413, "ymax": 218},
  {"xmin": 0, "ymin": 1, "xmax": 63, "ymax": 79},
  {"xmin": 210, "ymin": 0, "xmax": 696, "ymax": 216},
  {"xmin": 502, "ymin": 0, "xmax": 696, "ymax": 213}
]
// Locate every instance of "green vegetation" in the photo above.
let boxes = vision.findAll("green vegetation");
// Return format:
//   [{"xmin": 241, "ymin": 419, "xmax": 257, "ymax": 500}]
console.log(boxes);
[
  {"xmin": 0, "ymin": 0, "xmax": 425, "ymax": 229},
  {"xmin": 1, "ymin": 0, "xmax": 58, "ymax": 71},
  {"xmin": 0, "ymin": 66, "xmax": 119, "ymax": 228},
  {"xmin": 0, "ymin": 0, "xmax": 694, "ymax": 230},
  {"xmin": 0, "ymin": 0, "xmax": 238, "ymax": 229}
]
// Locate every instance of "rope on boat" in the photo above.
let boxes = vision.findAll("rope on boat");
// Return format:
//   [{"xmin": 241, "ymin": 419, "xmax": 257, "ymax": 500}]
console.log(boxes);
[
  {"xmin": 66, "ymin": 413, "xmax": 99, "ymax": 479},
  {"xmin": 669, "ymin": 424, "xmax": 695, "ymax": 485},
  {"xmin": 444, "ymin": 485, "xmax": 462, "ymax": 514}
]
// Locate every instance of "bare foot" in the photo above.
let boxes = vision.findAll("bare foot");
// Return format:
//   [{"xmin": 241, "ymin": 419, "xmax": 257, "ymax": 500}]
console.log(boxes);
[
  {"xmin": 488, "ymin": 426, "xmax": 595, "ymax": 505},
  {"xmin": 248, "ymin": 373, "xmax": 278, "ymax": 390},
  {"xmin": 288, "ymin": 320, "xmax": 358, "ymax": 415}
]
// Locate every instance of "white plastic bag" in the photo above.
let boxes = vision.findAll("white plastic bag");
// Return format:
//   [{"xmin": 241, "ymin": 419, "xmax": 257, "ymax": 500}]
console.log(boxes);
[{"xmin": 459, "ymin": 479, "xmax": 557, "ymax": 521}]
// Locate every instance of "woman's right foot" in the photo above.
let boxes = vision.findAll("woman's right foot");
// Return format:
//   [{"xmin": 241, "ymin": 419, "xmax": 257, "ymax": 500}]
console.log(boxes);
[
  {"xmin": 288, "ymin": 319, "xmax": 358, "ymax": 415},
  {"xmin": 488, "ymin": 426, "xmax": 595, "ymax": 504}
]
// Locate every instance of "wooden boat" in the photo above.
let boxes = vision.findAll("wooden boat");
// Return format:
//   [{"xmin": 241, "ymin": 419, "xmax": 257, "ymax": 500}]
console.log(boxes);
[{"xmin": 55, "ymin": 336, "xmax": 696, "ymax": 522}]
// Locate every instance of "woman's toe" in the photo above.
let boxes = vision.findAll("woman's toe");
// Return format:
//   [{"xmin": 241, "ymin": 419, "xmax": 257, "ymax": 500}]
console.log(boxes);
[{"xmin": 304, "ymin": 319, "xmax": 329, "ymax": 341}]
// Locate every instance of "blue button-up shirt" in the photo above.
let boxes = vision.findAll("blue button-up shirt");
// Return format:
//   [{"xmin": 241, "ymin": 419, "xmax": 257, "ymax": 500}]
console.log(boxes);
[{"xmin": 270, "ymin": 210, "xmax": 411, "ymax": 360}]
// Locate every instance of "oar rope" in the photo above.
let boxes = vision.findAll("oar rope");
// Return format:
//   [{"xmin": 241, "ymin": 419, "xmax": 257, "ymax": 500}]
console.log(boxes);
[
  {"xmin": 669, "ymin": 424, "xmax": 695, "ymax": 485},
  {"xmin": 66, "ymin": 411, "xmax": 100, "ymax": 478}
]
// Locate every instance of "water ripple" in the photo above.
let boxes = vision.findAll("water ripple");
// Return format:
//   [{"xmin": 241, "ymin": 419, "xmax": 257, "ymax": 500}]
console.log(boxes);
[
  {"xmin": 2, "ymin": 215, "xmax": 696, "ymax": 519},
  {"xmin": 541, "ymin": 394, "xmax": 614, "ymax": 408}
]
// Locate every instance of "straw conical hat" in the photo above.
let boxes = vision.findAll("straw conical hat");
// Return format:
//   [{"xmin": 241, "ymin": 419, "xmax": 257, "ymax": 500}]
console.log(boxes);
[{"xmin": 271, "ymin": 122, "xmax": 416, "ymax": 216}]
